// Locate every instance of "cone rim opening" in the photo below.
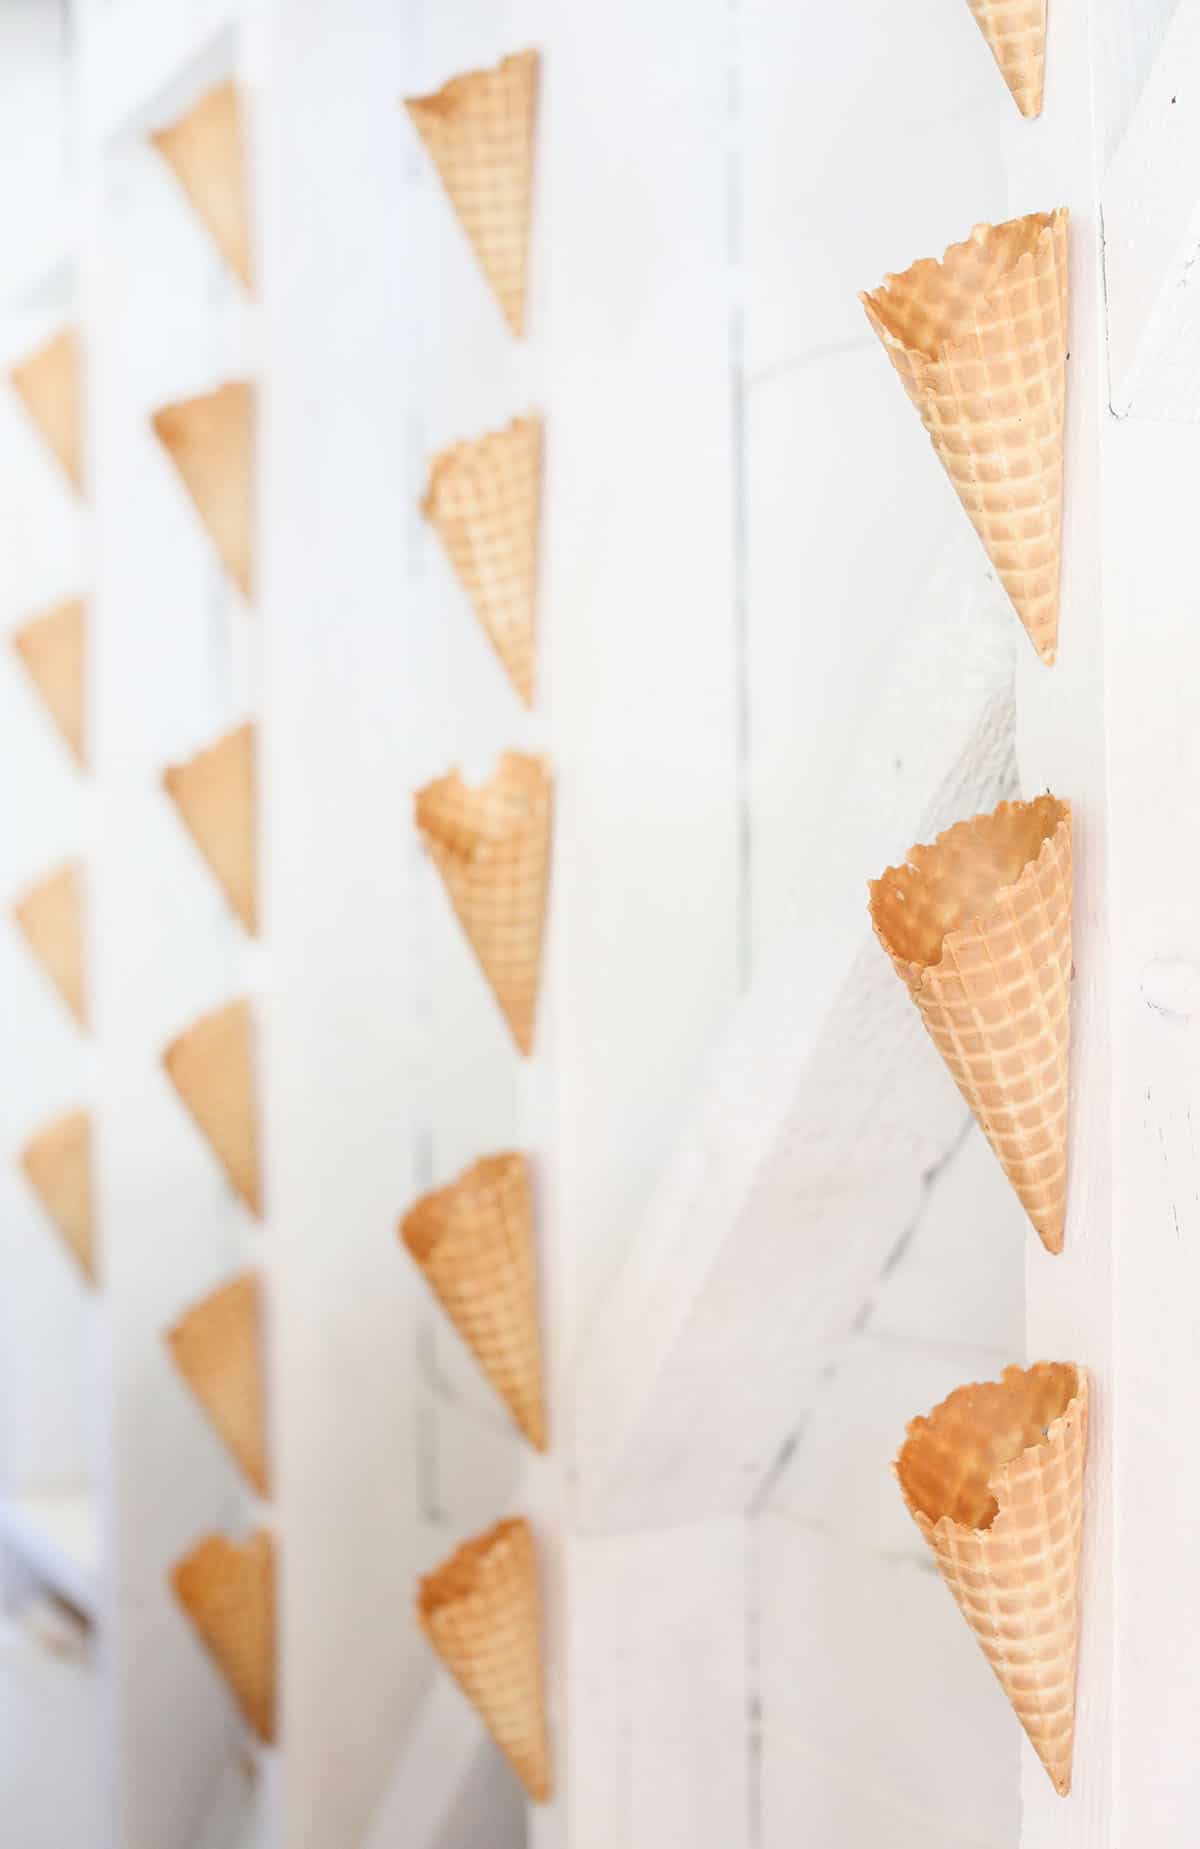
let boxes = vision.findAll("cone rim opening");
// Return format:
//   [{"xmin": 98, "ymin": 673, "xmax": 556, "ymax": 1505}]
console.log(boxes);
[
  {"xmin": 895, "ymin": 1360, "xmax": 1085, "ymax": 1535},
  {"xmin": 401, "ymin": 1151, "xmax": 527, "ymax": 1262},
  {"xmin": 417, "ymin": 1515, "xmax": 531, "ymax": 1623},
  {"xmin": 868, "ymin": 794, "xmax": 1070, "ymax": 983},
  {"xmin": 414, "ymin": 751, "xmax": 549, "ymax": 857},
  {"xmin": 404, "ymin": 47, "xmax": 538, "ymax": 124},
  {"xmin": 860, "ymin": 207, "xmax": 1068, "ymax": 364},
  {"xmin": 421, "ymin": 413, "xmax": 541, "ymax": 519}
]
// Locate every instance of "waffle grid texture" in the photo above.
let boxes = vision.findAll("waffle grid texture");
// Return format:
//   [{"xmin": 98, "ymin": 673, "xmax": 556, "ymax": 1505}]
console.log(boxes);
[
  {"xmin": 151, "ymin": 78, "xmax": 253, "ymax": 290},
  {"xmin": 10, "ymin": 328, "xmax": 82, "ymax": 493},
  {"xmin": 415, "ymin": 751, "xmax": 552, "ymax": 1055},
  {"xmin": 163, "ymin": 996, "xmax": 261, "ymax": 1215},
  {"xmin": 168, "ymin": 1272, "xmax": 268, "ymax": 1494},
  {"xmin": 423, "ymin": 415, "xmax": 542, "ymax": 706},
  {"xmin": 172, "ymin": 1530, "xmax": 276, "ymax": 1744},
  {"xmin": 870, "ymin": 795, "xmax": 1071, "ymax": 1253},
  {"xmin": 405, "ymin": 49, "xmax": 539, "ymax": 338},
  {"xmin": 12, "ymin": 597, "xmax": 86, "ymax": 766},
  {"xmin": 14, "ymin": 861, "xmax": 87, "ymax": 1029},
  {"xmin": 418, "ymin": 1516, "xmax": 551, "ymax": 1801},
  {"xmin": 861, "ymin": 209, "xmax": 1068, "ymax": 662},
  {"xmin": 164, "ymin": 721, "xmax": 258, "ymax": 934},
  {"xmin": 966, "ymin": 0, "xmax": 1047, "ymax": 119},
  {"xmin": 403, "ymin": 1152, "xmax": 546, "ymax": 1449},
  {"xmin": 896, "ymin": 1362, "xmax": 1088, "ymax": 1794},
  {"xmin": 20, "ymin": 1110, "xmax": 94, "ymax": 1283},
  {"xmin": 152, "ymin": 380, "xmax": 254, "ymax": 601}
]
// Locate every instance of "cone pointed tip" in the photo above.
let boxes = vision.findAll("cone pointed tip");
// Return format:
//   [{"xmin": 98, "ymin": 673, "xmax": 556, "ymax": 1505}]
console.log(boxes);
[{"xmin": 1037, "ymin": 1225, "xmax": 1065, "ymax": 1256}]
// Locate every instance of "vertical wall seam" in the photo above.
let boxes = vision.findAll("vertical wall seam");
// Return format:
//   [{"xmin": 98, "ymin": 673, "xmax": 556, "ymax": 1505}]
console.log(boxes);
[{"xmin": 725, "ymin": 0, "xmax": 752, "ymax": 993}]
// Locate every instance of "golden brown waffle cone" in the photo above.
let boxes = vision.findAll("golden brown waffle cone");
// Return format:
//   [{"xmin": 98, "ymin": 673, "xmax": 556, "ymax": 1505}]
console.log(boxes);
[
  {"xmin": 966, "ymin": 0, "xmax": 1046, "ymax": 119},
  {"xmin": 9, "ymin": 328, "xmax": 82, "ymax": 493},
  {"xmin": 151, "ymin": 79, "xmax": 253, "ymax": 290},
  {"xmin": 869, "ymin": 795, "xmax": 1071, "ymax": 1253},
  {"xmin": 12, "ymin": 598, "xmax": 85, "ymax": 766},
  {"xmin": 861, "ymin": 210, "xmax": 1068, "ymax": 662},
  {"xmin": 168, "ymin": 1273, "xmax": 268, "ymax": 1494},
  {"xmin": 895, "ymin": 1361, "xmax": 1088, "ymax": 1795},
  {"xmin": 152, "ymin": 381, "xmax": 254, "ymax": 600},
  {"xmin": 418, "ymin": 1517, "xmax": 550, "ymax": 1801},
  {"xmin": 422, "ymin": 416, "xmax": 542, "ymax": 707},
  {"xmin": 163, "ymin": 722, "xmax": 257, "ymax": 933},
  {"xmin": 402, "ymin": 1153, "xmax": 546, "ymax": 1450},
  {"xmin": 415, "ymin": 752, "xmax": 552, "ymax": 1056},
  {"xmin": 13, "ymin": 862, "xmax": 87, "ymax": 1029},
  {"xmin": 20, "ymin": 1110, "xmax": 94, "ymax": 1284},
  {"xmin": 163, "ymin": 998, "xmax": 261, "ymax": 1215},
  {"xmin": 405, "ymin": 49, "xmax": 538, "ymax": 338},
  {"xmin": 172, "ymin": 1530, "xmax": 276, "ymax": 1744}
]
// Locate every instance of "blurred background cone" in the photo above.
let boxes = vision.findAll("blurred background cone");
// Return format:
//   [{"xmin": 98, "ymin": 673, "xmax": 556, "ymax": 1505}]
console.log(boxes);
[
  {"xmin": 418, "ymin": 1516, "xmax": 550, "ymax": 1801},
  {"xmin": 869, "ymin": 795, "xmax": 1071, "ymax": 1253},
  {"xmin": 20, "ymin": 1109, "xmax": 94, "ymax": 1283},
  {"xmin": 965, "ymin": 0, "xmax": 1046, "ymax": 119},
  {"xmin": 163, "ymin": 998, "xmax": 261, "ymax": 1215},
  {"xmin": 151, "ymin": 78, "xmax": 253, "ymax": 289},
  {"xmin": 152, "ymin": 380, "xmax": 254, "ymax": 600},
  {"xmin": 163, "ymin": 722, "xmax": 257, "ymax": 933},
  {"xmin": 167, "ymin": 1273, "xmax": 268, "ymax": 1493},
  {"xmin": 862, "ymin": 210, "xmax": 1067, "ymax": 662},
  {"xmin": 12, "ymin": 597, "xmax": 85, "ymax": 766},
  {"xmin": 402, "ymin": 1153, "xmax": 546, "ymax": 1449},
  {"xmin": 415, "ymin": 752, "xmax": 552, "ymax": 1055},
  {"xmin": 422, "ymin": 415, "xmax": 542, "ymax": 706},
  {"xmin": 9, "ymin": 327, "xmax": 82, "ymax": 492},
  {"xmin": 895, "ymin": 1362, "xmax": 1088, "ymax": 1795},
  {"xmin": 13, "ymin": 861, "xmax": 87, "ymax": 1028},
  {"xmin": 405, "ymin": 49, "xmax": 538, "ymax": 338},
  {"xmin": 172, "ymin": 1530, "xmax": 276, "ymax": 1743}
]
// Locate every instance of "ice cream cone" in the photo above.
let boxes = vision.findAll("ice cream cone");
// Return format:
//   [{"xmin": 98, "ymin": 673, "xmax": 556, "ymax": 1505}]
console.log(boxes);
[
  {"xmin": 12, "ymin": 597, "xmax": 85, "ymax": 766},
  {"xmin": 895, "ymin": 1361, "xmax": 1088, "ymax": 1795},
  {"xmin": 422, "ymin": 415, "xmax": 542, "ymax": 706},
  {"xmin": 152, "ymin": 380, "xmax": 254, "ymax": 600},
  {"xmin": 405, "ymin": 49, "xmax": 538, "ymax": 338},
  {"xmin": 167, "ymin": 1273, "xmax": 267, "ymax": 1494},
  {"xmin": 20, "ymin": 1110, "xmax": 94, "ymax": 1283},
  {"xmin": 869, "ymin": 795, "xmax": 1071, "ymax": 1253},
  {"xmin": 172, "ymin": 1530, "xmax": 276, "ymax": 1743},
  {"xmin": 861, "ymin": 209, "xmax": 1068, "ymax": 662},
  {"xmin": 13, "ymin": 862, "xmax": 87, "ymax": 1029},
  {"xmin": 418, "ymin": 1516, "xmax": 550, "ymax": 1801},
  {"xmin": 9, "ymin": 328, "xmax": 82, "ymax": 493},
  {"xmin": 415, "ymin": 752, "xmax": 552, "ymax": 1056},
  {"xmin": 966, "ymin": 0, "xmax": 1046, "ymax": 119},
  {"xmin": 151, "ymin": 78, "xmax": 253, "ymax": 289},
  {"xmin": 163, "ymin": 998, "xmax": 261, "ymax": 1215},
  {"xmin": 163, "ymin": 722, "xmax": 257, "ymax": 933},
  {"xmin": 402, "ymin": 1153, "xmax": 546, "ymax": 1449}
]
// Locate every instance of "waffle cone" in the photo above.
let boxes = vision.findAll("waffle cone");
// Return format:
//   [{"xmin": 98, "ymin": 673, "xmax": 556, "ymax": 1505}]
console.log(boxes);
[
  {"xmin": 163, "ymin": 998, "xmax": 261, "ymax": 1215},
  {"xmin": 405, "ymin": 50, "xmax": 538, "ymax": 338},
  {"xmin": 402, "ymin": 1153, "xmax": 546, "ymax": 1449},
  {"xmin": 869, "ymin": 795, "xmax": 1071, "ymax": 1253},
  {"xmin": 418, "ymin": 1517, "xmax": 550, "ymax": 1801},
  {"xmin": 966, "ymin": 0, "xmax": 1046, "ymax": 119},
  {"xmin": 13, "ymin": 862, "xmax": 87, "ymax": 1029},
  {"xmin": 164, "ymin": 722, "xmax": 257, "ymax": 933},
  {"xmin": 20, "ymin": 1110, "xmax": 94, "ymax": 1283},
  {"xmin": 172, "ymin": 1530, "xmax": 276, "ymax": 1743},
  {"xmin": 422, "ymin": 416, "xmax": 542, "ymax": 706},
  {"xmin": 152, "ymin": 381, "xmax": 254, "ymax": 600},
  {"xmin": 415, "ymin": 752, "xmax": 552, "ymax": 1056},
  {"xmin": 151, "ymin": 78, "xmax": 253, "ymax": 289},
  {"xmin": 12, "ymin": 598, "xmax": 85, "ymax": 766},
  {"xmin": 861, "ymin": 210, "xmax": 1068, "ymax": 662},
  {"xmin": 895, "ymin": 1362, "xmax": 1087, "ymax": 1794},
  {"xmin": 168, "ymin": 1273, "xmax": 267, "ymax": 1494},
  {"xmin": 9, "ymin": 328, "xmax": 82, "ymax": 493}
]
